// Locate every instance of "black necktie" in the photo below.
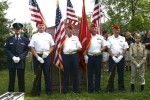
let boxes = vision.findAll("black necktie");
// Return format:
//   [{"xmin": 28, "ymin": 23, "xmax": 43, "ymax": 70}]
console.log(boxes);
[
  {"xmin": 15, "ymin": 36, "xmax": 19, "ymax": 43},
  {"xmin": 16, "ymin": 36, "xmax": 19, "ymax": 53}
]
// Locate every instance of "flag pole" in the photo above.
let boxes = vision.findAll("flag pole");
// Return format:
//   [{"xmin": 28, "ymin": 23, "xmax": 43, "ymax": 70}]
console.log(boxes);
[
  {"xmin": 56, "ymin": 0, "xmax": 62, "ymax": 93},
  {"xmin": 86, "ymin": 63, "xmax": 88, "ymax": 91},
  {"xmin": 99, "ymin": 1, "xmax": 102, "ymax": 35},
  {"xmin": 59, "ymin": 67, "xmax": 62, "ymax": 93}
]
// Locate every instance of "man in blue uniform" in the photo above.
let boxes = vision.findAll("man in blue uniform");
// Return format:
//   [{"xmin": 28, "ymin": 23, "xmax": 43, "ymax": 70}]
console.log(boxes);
[{"xmin": 4, "ymin": 22, "xmax": 29, "ymax": 92}]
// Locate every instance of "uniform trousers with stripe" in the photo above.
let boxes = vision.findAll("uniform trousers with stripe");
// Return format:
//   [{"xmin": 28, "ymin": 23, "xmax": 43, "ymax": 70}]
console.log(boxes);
[
  {"xmin": 33, "ymin": 54, "xmax": 51, "ymax": 95},
  {"xmin": 87, "ymin": 54, "xmax": 102, "ymax": 92},
  {"xmin": 62, "ymin": 53, "xmax": 79, "ymax": 93},
  {"xmin": 108, "ymin": 56, "xmax": 125, "ymax": 91}
]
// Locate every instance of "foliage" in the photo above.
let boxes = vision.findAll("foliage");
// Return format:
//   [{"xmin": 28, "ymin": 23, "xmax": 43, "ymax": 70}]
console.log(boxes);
[
  {"xmin": 102, "ymin": 0, "xmax": 150, "ymax": 34},
  {"xmin": 22, "ymin": 23, "xmax": 33, "ymax": 39},
  {"xmin": 0, "ymin": 0, "xmax": 12, "ymax": 70}
]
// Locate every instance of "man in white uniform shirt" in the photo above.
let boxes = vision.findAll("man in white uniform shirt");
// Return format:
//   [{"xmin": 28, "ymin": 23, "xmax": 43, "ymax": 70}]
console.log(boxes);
[
  {"xmin": 62, "ymin": 24, "xmax": 82, "ymax": 94},
  {"xmin": 107, "ymin": 25, "xmax": 129, "ymax": 92},
  {"xmin": 86, "ymin": 23, "xmax": 107, "ymax": 93},
  {"xmin": 28, "ymin": 22, "xmax": 55, "ymax": 96}
]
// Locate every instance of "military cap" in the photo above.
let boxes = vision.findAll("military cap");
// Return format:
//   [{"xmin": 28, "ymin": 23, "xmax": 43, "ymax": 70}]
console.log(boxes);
[
  {"xmin": 90, "ymin": 22, "xmax": 97, "ymax": 28},
  {"xmin": 36, "ymin": 21, "xmax": 45, "ymax": 27},
  {"xmin": 67, "ymin": 24, "xmax": 74, "ymax": 29},
  {"xmin": 113, "ymin": 25, "xmax": 120, "ymax": 30},
  {"xmin": 12, "ymin": 23, "xmax": 23, "ymax": 29}
]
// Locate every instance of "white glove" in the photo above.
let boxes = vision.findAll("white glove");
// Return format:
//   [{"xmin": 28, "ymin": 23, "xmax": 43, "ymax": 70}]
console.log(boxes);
[
  {"xmin": 12, "ymin": 56, "xmax": 17, "ymax": 63},
  {"xmin": 16, "ymin": 57, "xmax": 20, "ymax": 63},
  {"xmin": 37, "ymin": 56, "xmax": 44, "ymax": 63},
  {"xmin": 42, "ymin": 52, "xmax": 49, "ymax": 58},
  {"xmin": 136, "ymin": 64, "xmax": 140, "ymax": 68},
  {"xmin": 117, "ymin": 55, "xmax": 123, "ymax": 62},
  {"xmin": 84, "ymin": 55, "xmax": 88, "ymax": 63},
  {"xmin": 12, "ymin": 56, "xmax": 20, "ymax": 63},
  {"xmin": 112, "ymin": 56, "xmax": 119, "ymax": 63}
]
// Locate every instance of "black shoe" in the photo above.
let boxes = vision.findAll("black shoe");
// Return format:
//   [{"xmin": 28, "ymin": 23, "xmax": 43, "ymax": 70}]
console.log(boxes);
[
  {"xmin": 46, "ymin": 92, "xmax": 51, "ymax": 96},
  {"xmin": 74, "ymin": 91, "xmax": 80, "ymax": 93},
  {"xmin": 96, "ymin": 88, "xmax": 102, "ymax": 93},
  {"xmin": 140, "ymin": 85, "xmax": 144, "ymax": 92},
  {"xmin": 107, "ymin": 89, "xmax": 114, "ymax": 93},
  {"xmin": 63, "ymin": 90, "xmax": 68, "ymax": 94},
  {"xmin": 129, "ymin": 66, "xmax": 131, "ymax": 71},
  {"xmin": 125, "ymin": 66, "xmax": 128, "ymax": 71},
  {"xmin": 88, "ymin": 90, "xmax": 93, "ymax": 93},
  {"xmin": 131, "ymin": 84, "xmax": 135, "ymax": 92},
  {"xmin": 119, "ymin": 89, "xmax": 126, "ymax": 93}
]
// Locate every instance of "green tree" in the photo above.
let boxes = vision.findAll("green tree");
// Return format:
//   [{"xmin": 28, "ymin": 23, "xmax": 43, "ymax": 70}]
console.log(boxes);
[
  {"xmin": 22, "ymin": 22, "xmax": 33, "ymax": 39},
  {"xmin": 0, "ymin": 0, "xmax": 12, "ymax": 69},
  {"xmin": 102, "ymin": 0, "xmax": 150, "ymax": 33}
]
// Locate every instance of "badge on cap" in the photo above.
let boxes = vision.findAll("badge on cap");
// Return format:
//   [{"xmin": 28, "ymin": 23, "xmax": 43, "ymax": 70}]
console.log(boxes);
[
  {"xmin": 36, "ymin": 21, "xmax": 45, "ymax": 27},
  {"xmin": 113, "ymin": 25, "xmax": 120, "ymax": 30},
  {"xmin": 90, "ymin": 23, "xmax": 97, "ymax": 28},
  {"xmin": 67, "ymin": 24, "xmax": 74, "ymax": 29}
]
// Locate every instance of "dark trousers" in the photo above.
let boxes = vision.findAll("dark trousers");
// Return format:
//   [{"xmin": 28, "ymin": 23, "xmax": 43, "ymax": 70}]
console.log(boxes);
[
  {"xmin": 108, "ymin": 56, "xmax": 125, "ymax": 91},
  {"xmin": 87, "ymin": 55, "xmax": 102, "ymax": 92},
  {"xmin": 63, "ymin": 53, "xmax": 79, "ymax": 93},
  {"xmin": 33, "ymin": 54, "xmax": 51, "ymax": 94},
  {"xmin": 8, "ymin": 68, "xmax": 25, "ymax": 92}
]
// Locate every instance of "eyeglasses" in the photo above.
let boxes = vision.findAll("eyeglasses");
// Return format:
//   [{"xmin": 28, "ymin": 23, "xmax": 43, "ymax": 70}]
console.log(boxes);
[{"xmin": 38, "ymin": 24, "xmax": 45, "ymax": 26}]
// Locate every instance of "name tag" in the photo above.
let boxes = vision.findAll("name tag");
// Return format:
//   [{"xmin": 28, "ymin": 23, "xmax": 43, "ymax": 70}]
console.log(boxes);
[
  {"xmin": 10, "ymin": 43, "xmax": 13, "ymax": 44},
  {"xmin": 21, "ymin": 43, "xmax": 25, "ymax": 45}
]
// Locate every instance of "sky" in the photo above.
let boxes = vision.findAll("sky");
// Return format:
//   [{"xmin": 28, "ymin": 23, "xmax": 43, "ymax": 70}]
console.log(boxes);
[{"xmin": 4, "ymin": 0, "xmax": 106, "ymax": 30}]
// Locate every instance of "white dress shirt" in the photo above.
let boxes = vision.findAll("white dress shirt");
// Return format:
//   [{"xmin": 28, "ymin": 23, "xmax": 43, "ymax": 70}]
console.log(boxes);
[
  {"xmin": 63, "ymin": 35, "xmax": 82, "ymax": 53},
  {"xmin": 28, "ymin": 32, "xmax": 55, "ymax": 52},
  {"xmin": 88, "ymin": 34, "xmax": 107, "ymax": 54},
  {"xmin": 107, "ymin": 35, "xmax": 129, "ymax": 56}
]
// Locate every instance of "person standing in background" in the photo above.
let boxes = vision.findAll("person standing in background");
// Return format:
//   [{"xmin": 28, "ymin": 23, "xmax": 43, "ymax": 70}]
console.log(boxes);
[
  {"xmin": 130, "ymin": 33, "xmax": 146, "ymax": 92},
  {"xmin": 143, "ymin": 30, "xmax": 150, "ymax": 68},
  {"xmin": 4, "ymin": 22, "xmax": 29, "ymax": 92},
  {"xmin": 102, "ymin": 30, "xmax": 110, "ymax": 72},
  {"xmin": 124, "ymin": 31, "xmax": 135, "ymax": 71}
]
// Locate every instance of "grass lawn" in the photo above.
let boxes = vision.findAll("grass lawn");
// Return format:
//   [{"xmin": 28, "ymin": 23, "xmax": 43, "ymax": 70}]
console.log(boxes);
[{"xmin": 0, "ymin": 60, "xmax": 150, "ymax": 100}]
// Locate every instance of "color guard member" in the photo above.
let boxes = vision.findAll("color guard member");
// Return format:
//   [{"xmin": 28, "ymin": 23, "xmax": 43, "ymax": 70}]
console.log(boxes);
[
  {"xmin": 28, "ymin": 22, "xmax": 55, "ymax": 96},
  {"xmin": 107, "ymin": 25, "xmax": 129, "ymax": 92},
  {"xmin": 85, "ymin": 23, "xmax": 107, "ymax": 93},
  {"xmin": 62, "ymin": 24, "xmax": 82, "ymax": 93}
]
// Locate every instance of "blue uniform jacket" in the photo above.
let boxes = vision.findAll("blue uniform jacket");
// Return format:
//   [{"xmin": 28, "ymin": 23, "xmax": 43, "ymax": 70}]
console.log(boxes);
[{"xmin": 4, "ymin": 35, "xmax": 29, "ymax": 69}]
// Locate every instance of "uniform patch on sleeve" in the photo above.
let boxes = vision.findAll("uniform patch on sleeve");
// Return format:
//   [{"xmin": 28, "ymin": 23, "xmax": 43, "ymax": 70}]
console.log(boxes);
[{"xmin": 4, "ymin": 43, "xmax": 6, "ymax": 46}]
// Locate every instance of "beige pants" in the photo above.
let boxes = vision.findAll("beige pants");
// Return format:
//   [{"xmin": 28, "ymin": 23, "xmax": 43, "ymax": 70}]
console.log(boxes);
[{"xmin": 130, "ymin": 63, "xmax": 145, "ymax": 85}]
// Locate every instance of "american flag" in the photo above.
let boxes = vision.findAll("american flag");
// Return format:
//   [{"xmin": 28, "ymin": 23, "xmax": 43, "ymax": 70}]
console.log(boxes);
[
  {"xmin": 54, "ymin": 4, "xmax": 66, "ymax": 70},
  {"xmin": 66, "ymin": 0, "xmax": 78, "ymax": 25},
  {"xmin": 29, "ymin": 0, "xmax": 46, "ymax": 26},
  {"xmin": 92, "ymin": 0, "xmax": 103, "ymax": 34}
]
